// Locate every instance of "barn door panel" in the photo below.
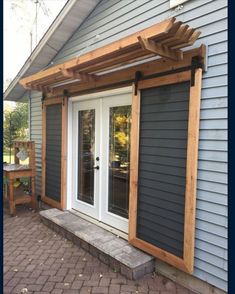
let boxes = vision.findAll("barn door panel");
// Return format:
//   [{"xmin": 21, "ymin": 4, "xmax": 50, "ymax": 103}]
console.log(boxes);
[
  {"xmin": 42, "ymin": 97, "xmax": 67, "ymax": 210},
  {"xmin": 129, "ymin": 69, "xmax": 202, "ymax": 273}
]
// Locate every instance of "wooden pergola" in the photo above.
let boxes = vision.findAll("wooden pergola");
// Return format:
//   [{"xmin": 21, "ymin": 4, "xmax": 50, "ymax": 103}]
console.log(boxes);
[{"xmin": 20, "ymin": 17, "xmax": 202, "ymax": 95}]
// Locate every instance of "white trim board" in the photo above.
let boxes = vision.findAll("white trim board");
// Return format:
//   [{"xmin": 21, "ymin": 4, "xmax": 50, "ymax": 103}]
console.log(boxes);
[{"xmin": 69, "ymin": 86, "xmax": 133, "ymax": 102}]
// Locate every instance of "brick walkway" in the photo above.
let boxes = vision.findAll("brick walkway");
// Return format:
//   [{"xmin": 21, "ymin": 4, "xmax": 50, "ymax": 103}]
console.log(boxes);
[{"xmin": 4, "ymin": 205, "xmax": 195, "ymax": 294}]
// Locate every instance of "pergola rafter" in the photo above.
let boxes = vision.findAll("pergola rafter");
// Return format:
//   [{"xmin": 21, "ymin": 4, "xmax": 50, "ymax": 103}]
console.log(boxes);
[{"xmin": 20, "ymin": 17, "xmax": 201, "ymax": 92}]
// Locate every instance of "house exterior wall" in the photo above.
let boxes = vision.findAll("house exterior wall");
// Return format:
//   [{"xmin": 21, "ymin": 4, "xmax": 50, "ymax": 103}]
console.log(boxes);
[
  {"xmin": 29, "ymin": 91, "xmax": 42, "ymax": 196},
  {"xmin": 29, "ymin": 0, "xmax": 227, "ymax": 291}
]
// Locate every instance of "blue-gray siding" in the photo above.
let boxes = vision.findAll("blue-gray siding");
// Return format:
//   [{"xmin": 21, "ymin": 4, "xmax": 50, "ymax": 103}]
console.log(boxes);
[
  {"xmin": 29, "ymin": 91, "xmax": 42, "ymax": 196},
  {"xmin": 30, "ymin": 0, "xmax": 227, "ymax": 291}
]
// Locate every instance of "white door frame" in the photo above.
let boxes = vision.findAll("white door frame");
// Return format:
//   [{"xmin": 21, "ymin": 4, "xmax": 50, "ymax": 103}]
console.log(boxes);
[{"xmin": 66, "ymin": 87, "xmax": 132, "ymax": 231}]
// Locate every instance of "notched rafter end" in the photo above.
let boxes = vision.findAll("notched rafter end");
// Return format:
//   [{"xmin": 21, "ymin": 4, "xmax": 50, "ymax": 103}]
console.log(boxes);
[
  {"xmin": 19, "ymin": 79, "xmax": 29, "ymax": 89},
  {"xmin": 79, "ymin": 72, "xmax": 99, "ymax": 83},
  {"xmin": 60, "ymin": 68, "xmax": 99, "ymax": 83},
  {"xmin": 137, "ymin": 36, "xmax": 183, "ymax": 61}
]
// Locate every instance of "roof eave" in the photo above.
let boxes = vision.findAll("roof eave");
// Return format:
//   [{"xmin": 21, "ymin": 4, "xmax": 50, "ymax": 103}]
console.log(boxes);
[{"xmin": 4, "ymin": 0, "xmax": 100, "ymax": 101}]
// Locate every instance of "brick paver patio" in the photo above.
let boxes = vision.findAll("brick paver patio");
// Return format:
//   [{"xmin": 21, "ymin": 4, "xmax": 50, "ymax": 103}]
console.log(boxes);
[{"xmin": 4, "ymin": 205, "xmax": 195, "ymax": 294}]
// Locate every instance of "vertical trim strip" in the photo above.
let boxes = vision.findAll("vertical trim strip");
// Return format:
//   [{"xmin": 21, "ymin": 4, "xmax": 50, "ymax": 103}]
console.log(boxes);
[
  {"xmin": 61, "ymin": 97, "xmax": 68, "ymax": 210},
  {"xmin": 41, "ymin": 100, "xmax": 46, "ymax": 204},
  {"xmin": 129, "ymin": 85, "xmax": 141, "ymax": 241},
  {"xmin": 184, "ymin": 68, "xmax": 202, "ymax": 273}
]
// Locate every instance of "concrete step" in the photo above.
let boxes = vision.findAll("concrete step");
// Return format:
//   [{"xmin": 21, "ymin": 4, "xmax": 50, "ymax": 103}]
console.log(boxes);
[{"xmin": 40, "ymin": 208, "xmax": 155, "ymax": 280}]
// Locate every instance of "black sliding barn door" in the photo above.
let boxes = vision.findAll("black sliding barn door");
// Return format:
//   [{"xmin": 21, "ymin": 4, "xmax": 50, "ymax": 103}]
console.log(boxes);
[
  {"xmin": 129, "ymin": 69, "xmax": 202, "ymax": 274},
  {"xmin": 137, "ymin": 82, "xmax": 190, "ymax": 258},
  {"xmin": 42, "ymin": 97, "xmax": 67, "ymax": 209},
  {"xmin": 45, "ymin": 104, "xmax": 62, "ymax": 203}
]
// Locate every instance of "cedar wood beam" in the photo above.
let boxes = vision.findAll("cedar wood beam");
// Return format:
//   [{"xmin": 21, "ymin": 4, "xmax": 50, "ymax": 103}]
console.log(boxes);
[
  {"xmin": 46, "ymin": 45, "xmax": 206, "ymax": 98},
  {"xmin": 137, "ymin": 36, "xmax": 183, "ymax": 61},
  {"xmin": 19, "ymin": 17, "xmax": 175, "ymax": 88},
  {"xmin": 60, "ymin": 69, "xmax": 97, "ymax": 82}
]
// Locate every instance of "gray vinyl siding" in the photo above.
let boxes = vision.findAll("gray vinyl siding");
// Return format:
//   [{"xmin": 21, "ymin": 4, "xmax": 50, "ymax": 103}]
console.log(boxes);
[
  {"xmin": 29, "ymin": 91, "xmax": 42, "ymax": 196},
  {"xmin": 29, "ymin": 0, "xmax": 227, "ymax": 291}
]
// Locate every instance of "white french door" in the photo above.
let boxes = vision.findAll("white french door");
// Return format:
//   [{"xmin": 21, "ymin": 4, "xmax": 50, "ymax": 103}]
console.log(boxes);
[
  {"xmin": 71, "ymin": 92, "xmax": 132, "ymax": 233},
  {"xmin": 72, "ymin": 99, "xmax": 100, "ymax": 219}
]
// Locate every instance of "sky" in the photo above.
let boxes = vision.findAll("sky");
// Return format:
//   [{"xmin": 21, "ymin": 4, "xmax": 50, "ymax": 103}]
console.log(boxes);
[{"xmin": 4, "ymin": 0, "xmax": 68, "ymax": 89}]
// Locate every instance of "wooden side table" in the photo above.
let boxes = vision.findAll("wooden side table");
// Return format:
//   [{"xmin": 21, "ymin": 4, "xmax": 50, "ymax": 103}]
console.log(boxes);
[
  {"xmin": 3, "ymin": 164, "xmax": 37, "ymax": 216},
  {"xmin": 4, "ymin": 141, "xmax": 37, "ymax": 216}
]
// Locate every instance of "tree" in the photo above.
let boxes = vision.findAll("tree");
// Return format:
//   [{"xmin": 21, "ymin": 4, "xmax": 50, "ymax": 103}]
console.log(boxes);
[{"xmin": 4, "ymin": 103, "xmax": 29, "ymax": 158}]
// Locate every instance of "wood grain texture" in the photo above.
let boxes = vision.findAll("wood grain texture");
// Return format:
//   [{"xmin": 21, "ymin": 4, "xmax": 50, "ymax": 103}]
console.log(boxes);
[
  {"xmin": 138, "ymin": 36, "xmax": 183, "ymax": 61},
  {"xmin": 130, "ymin": 238, "xmax": 188, "ymax": 273},
  {"xmin": 47, "ymin": 46, "xmax": 206, "ymax": 98},
  {"xmin": 41, "ymin": 100, "xmax": 46, "ymax": 206},
  {"xmin": 128, "ymin": 85, "xmax": 140, "ymax": 241},
  {"xmin": 42, "ymin": 196, "xmax": 63, "ymax": 210},
  {"xmin": 61, "ymin": 97, "xmax": 68, "ymax": 210},
  {"xmin": 20, "ymin": 18, "xmax": 175, "ymax": 87},
  {"xmin": 183, "ymin": 68, "xmax": 202, "ymax": 273},
  {"xmin": 42, "ymin": 97, "xmax": 64, "ymax": 210},
  {"xmin": 4, "ymin": 141, "xmax": 37, "ymax": 215},
  {"xmin": 138, "ymin": 71, "xmax": 191, "ymax": 90},
  {"xmin": 129, "ymin": 69, "xmax": 202, "ymax": 274}
]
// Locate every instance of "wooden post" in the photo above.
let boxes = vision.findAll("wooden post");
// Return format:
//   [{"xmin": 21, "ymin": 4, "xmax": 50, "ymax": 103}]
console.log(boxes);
[
  {"xmin": 9, "ymin": 179, "xmax": 16, "ymax": 216},
  {"xmin": 31, "ymin": 176, "xmax": 37, "ymax": 210},
  {"xmin": 129, "ymin": 85, "xmax": 141, "ymax": 241},
  {"xmin": 183, "ymin": 68, "xmax": 202, "ymax": 273}
]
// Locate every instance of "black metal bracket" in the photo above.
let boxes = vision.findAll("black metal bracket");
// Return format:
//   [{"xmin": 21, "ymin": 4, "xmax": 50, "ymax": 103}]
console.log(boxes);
[
  {"xmin": 41, "ymin": 93, "xmax": 46, "ymax": 108},
  {"xmin": 134, "ymin": 71, "xmax": 143, "ymax": 95},
  {"xmin": 63, "ymin": 89, "xmax": 69, "ymax": 97},
  {"xmin": 41, "ymin": 93, "xmax": 46, "ymax": 102},
  {"xmin": 63, "ymin": 89, "xmax": 69, "ymax": 105},
  {"xmin": 191, "ymin": 56, "xmax": 203, "ymax": 87}
]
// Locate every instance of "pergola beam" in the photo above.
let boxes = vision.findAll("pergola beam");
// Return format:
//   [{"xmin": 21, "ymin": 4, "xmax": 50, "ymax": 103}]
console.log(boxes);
[
  {"xmin": 19, "ymin": 17, "xmax": 201, "ymax": 90},
  {"xmin": 19, "ymin": 17, "xmax": 176, "ymax": 88},
  {"xmin": 137, "ymin": 36, "xmax": 183, "ymax": 61},
  {"xmin": 46, "ymin": 45, "xmax": 206, "ymax": 98}
]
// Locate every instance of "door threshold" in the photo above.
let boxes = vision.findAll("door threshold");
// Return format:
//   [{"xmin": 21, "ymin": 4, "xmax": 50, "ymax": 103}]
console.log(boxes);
[{"xmin": 70, "ymin": 208, "xmax": 128, "ymax": 240}]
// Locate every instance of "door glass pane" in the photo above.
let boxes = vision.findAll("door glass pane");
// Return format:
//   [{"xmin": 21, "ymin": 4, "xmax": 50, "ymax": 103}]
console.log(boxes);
[
  {"xmin": 108, "ymin": 105, "xmax": 131, "ymax": 219},
  {"xmin": 77, "ymin": 109, "xmax": 95, "ymax": 205}
]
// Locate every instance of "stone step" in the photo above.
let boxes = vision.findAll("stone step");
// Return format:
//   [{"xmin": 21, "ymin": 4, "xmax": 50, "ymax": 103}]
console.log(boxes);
[{"xmin": 40, "ymin": 208, "xmax": 155, "ymax": 280}]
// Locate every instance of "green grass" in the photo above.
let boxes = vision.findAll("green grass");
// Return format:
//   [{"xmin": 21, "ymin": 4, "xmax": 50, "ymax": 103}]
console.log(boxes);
[
  {"xmin": 3, "ymin": 153, "xmax": 14, "ymax": 163},
  {"xmin": 3, "ymin": 153, "xmax": 29, "ymax": 164}
]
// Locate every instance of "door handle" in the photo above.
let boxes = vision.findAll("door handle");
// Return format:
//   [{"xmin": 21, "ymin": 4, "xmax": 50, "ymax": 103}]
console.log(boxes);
[{"xmin": 87, "ymin": 166, "xmax": 99, "ymax": 171}]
